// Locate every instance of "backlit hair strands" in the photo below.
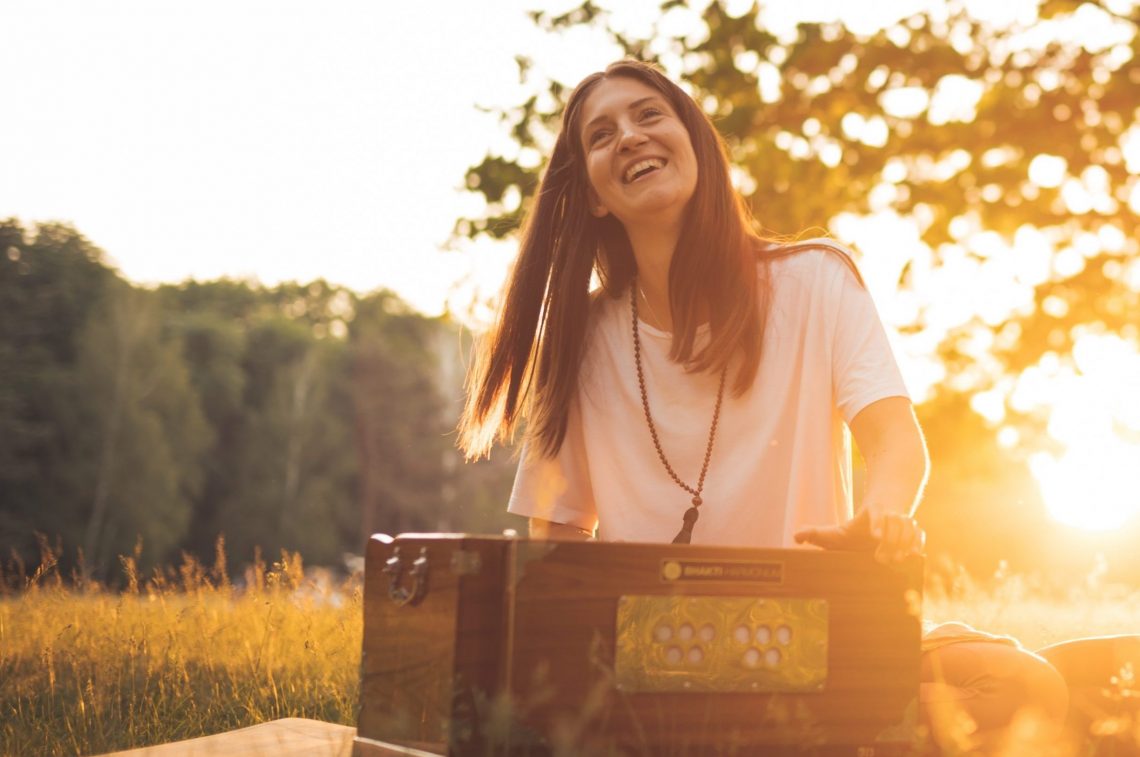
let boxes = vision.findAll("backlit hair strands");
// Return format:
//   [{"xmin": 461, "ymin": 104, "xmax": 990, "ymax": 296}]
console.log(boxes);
[{"xmin": 458, "ymin": 59, "xmax": 859, "ymax": 461}]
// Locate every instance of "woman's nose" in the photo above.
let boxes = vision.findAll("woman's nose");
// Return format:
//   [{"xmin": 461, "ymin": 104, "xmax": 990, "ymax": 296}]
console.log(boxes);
[{"xmin": 617, "ymin": 125, "xmax": 648, "ymax": 151}]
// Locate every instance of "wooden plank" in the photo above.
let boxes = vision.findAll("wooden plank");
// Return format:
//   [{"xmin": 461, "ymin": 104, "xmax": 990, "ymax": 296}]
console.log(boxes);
[
  {"xmin": 352, "ymin": 735, "xmax": 446, "ymax": 756},
  {"xmin": 99, "ymin": 718, "xmax": 355, "ymax": 757}
]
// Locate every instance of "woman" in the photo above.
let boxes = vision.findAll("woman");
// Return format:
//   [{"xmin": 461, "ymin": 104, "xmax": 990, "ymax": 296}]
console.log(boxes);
[{"xmin": 459, "ymin": 59, "xmax": 1115, "ymax": 750}]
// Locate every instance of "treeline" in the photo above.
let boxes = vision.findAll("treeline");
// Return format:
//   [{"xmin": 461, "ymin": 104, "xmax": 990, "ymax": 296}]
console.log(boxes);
[{"xmin": 0, "ymin": 219, "xmax": 518, "ymax": 578}]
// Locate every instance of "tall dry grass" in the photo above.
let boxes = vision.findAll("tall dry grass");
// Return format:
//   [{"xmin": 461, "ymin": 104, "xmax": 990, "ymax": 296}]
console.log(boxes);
[
  {"xmin": 0, "ymin": 538, "xmax": 361, "ymax": 756},
  {"xmin": 925, "ymin": 557, "xmax": 1140, "ymax": 649}
]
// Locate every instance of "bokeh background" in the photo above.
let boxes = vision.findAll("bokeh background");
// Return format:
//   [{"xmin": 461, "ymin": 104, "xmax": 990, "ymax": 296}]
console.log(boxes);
[{"xmin": 3, "ymin": 0, "xmax": 1139, "ymax": 585}]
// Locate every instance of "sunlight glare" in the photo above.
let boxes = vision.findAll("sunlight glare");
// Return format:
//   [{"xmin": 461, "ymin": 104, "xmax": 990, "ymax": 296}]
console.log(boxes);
[
  {"xmin": 1028, "ymin": 154, "xmax": 1067, "ymax": 188},
  {"xmin": 1022, "ymin": 334, "xmax": 1140, "ymax": 530},
  {"xmin": 1031, "ymin": 445, "xmax": 1140, "ymax": 530},
  {"xmin": 1012, "ymin": 225, "xmax": 1054, "ymax": 286},
  {"xmin": 928, "ymin": 75, "xmax": 984, "ymax": 125},
  {"xmin": 880, "ymin": 87, "xmax": 930, "ymax": 119},
  {"xmin": 1122, "ymin": 126, "xmax": 1140, "ymax": 174},
  {"xmin": 970, "ymin": 388, "xmax": 1006, "ymax": 423},
  {"xmin": 863, "ymin": 116, "xmax": 890, "ymax": 148},
  {"xmin": 445, "ymin": 235, "xmax": 521, "ymax": 330}
]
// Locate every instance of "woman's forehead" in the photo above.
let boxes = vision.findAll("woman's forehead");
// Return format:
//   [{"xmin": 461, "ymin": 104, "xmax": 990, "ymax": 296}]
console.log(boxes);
[{"xmin": 579, "ymin": 77, "xmax": 672, "ymax": 127}]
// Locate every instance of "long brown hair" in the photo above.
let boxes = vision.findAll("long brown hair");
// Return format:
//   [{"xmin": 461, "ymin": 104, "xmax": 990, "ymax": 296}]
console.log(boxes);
[{"xmin": 459, "ymin": 59, "xmax": 855, "ymax": 460}]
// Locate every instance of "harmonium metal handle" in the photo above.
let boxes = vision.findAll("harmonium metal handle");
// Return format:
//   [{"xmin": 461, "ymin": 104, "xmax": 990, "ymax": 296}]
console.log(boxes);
[{"xmin": 382, "ymin": 546, "xmax": 429, "ymax": 607}]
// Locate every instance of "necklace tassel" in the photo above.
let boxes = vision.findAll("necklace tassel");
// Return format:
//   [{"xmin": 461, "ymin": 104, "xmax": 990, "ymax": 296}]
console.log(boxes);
[{"xmin": 672, "ymin": 506, "xmax": 701, "ymax": 544}]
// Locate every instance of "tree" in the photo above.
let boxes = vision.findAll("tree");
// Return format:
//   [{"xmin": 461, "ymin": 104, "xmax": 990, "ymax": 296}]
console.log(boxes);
[
  {"xmin": 351, "ymin": 292, "xmax": 453, "ymax": 541},
  {"xmin": 161, "ymin": 308, "xmax": 248, "ymax": 559},
  {"xmin": 213, "ymin": 313, "xmax": 356, "ymax": 566},
  {"xmin": 75, "ymin": 282, "xmax": 211, "ymax": 573},
  {"xmin": 0, "ymin": 221, "xmax": 210, "ymax": 575},
  {"xmin": 1, "ymin": 221, "xmax": 120, "ymax": 566},
  {"xmin": 0, "ymin": 221, "xmax": 118, "ymax": 518},
  {"xmin": 350, "ymin": 291, "xmax": 522, "ymax": 542}
]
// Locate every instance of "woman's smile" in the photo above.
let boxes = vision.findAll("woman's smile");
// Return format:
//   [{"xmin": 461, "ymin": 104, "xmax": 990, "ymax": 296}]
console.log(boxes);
[{"xmin": 623, "ymin": 157, "xmax": 667, "ymax": 183}]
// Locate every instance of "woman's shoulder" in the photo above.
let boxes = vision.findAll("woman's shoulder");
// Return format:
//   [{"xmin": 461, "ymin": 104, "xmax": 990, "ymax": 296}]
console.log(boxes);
[
  {"xmin": 760, "ymin": 237, "xmax": 864, "ymax": 290},
  {"xmin": 762, "ymin": 237, "xmax": 856, "ymax": 271}
]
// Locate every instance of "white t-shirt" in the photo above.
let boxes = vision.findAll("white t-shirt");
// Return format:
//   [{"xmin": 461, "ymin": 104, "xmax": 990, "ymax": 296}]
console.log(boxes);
[{"xmin": 508, "ymin": 243, "xmax": 909, "ymax": 547}]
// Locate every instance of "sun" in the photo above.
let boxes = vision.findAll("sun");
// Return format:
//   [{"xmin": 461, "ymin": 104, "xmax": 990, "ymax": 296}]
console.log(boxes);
[
  {"xmin": 1016, "ymin": 332, "xmax": 1140, "ymax": 531},
  {"xmin": 1031, "ymin": 445, "xmax": 1140, "ymax": 531}
]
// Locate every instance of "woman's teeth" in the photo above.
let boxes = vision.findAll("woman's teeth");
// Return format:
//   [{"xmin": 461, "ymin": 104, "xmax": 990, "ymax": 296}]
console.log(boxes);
[{"xmin": 624, "ymin": 158, "xmax": 666, "ymax": 183}]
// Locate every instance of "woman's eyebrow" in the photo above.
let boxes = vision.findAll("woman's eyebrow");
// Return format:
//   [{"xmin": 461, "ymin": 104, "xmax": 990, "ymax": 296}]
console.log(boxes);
[{"xmin": 583, "ymin": 96, "xmax": 664, "ymax": 132}]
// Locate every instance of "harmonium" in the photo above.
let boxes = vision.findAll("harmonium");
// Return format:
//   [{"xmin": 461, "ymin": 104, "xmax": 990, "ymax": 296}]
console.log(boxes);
[{"xmin": 354, "ymin": 533, "xmax": 923, "ymax": 756}]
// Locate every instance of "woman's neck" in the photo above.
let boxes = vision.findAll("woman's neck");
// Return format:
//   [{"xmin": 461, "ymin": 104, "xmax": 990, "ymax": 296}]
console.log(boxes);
[{"xmin": 628, "ymin": 223, "xmax": 680, "ymax": 332}]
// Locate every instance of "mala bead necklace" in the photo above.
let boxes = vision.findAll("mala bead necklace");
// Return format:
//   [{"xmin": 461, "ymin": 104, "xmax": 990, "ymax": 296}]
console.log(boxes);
[{"xmin": 631, "ymin": 277, "xmax": 727, "ymax": 544}]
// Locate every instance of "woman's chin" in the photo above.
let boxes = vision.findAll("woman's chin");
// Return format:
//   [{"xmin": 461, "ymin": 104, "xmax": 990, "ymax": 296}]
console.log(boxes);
[{"xmin": 614, "ymin": 190, "xmax": 692, "ymax": 228}]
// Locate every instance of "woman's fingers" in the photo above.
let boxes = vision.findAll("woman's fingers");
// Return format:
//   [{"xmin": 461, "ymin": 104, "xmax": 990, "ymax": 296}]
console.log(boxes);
[
  {"xmin": 796, "ymin": 511, "xmax": 925, "ymax": 563},
  {"xmin": 793, "ymin": 525, "xmax": 842, "ymax": 549},
  {"xmin": 873, "ymin": 514, "xmax": 899, "ymax": 563},
  {"xmin": 794, "ymin": 509, "xmax": 876, "ymax": 550},
  {"xmin": 871, "ymin": 512, "xmax": 926, "ymax": 563}
]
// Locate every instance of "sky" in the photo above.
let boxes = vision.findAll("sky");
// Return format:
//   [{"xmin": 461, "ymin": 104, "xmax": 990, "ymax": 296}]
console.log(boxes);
[
  {"xmin": 0, "ymin": 0, "xmax": 963, "ymax": 317},
  {"xmin": 1, "ymin": 0, "xmax": 537, "ymax": 314}
]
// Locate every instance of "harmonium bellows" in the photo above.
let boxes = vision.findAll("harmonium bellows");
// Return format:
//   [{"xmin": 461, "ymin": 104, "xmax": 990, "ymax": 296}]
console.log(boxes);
[{"xmin": 354, "ymin": 534, "xmax": 923, "ymax": 756}]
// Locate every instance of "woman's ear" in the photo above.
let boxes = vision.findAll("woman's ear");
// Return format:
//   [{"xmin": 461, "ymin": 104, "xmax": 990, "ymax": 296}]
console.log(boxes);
[{"xmin": 586, "ymin": 186, "xmax": 609, "ymax": 218}]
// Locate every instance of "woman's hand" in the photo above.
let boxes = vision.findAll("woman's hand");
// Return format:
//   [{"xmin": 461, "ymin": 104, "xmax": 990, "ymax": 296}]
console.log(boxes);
[
  {"xmin": 794, "ymin": 508, "xmax": 925, "ymax": 564},
  {"xmin": 798, "ymin": 396, "xmax": 928, "ymax": 564}
]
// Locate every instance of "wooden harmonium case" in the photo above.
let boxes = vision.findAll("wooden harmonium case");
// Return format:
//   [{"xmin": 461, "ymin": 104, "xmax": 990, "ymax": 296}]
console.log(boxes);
[{"xmin": 355, "ymin": 533, "xmax": 923, "ymax": 756}]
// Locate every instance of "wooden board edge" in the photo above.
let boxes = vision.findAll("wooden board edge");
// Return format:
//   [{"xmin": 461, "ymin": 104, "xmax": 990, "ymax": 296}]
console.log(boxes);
[{"xmin": 352, "ymin": 735, "xmax": 447, "ymax": 756}]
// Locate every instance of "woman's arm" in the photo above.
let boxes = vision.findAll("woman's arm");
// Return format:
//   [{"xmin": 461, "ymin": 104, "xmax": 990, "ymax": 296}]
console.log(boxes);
[
  {"xmin": 529, "ymin": 518, "xmax": 594, "ymax": 541},
  {"xmin": 795, "ymin": 396, "xmax": 929, "ymax": 563},
  {"xmin": 850, "ymin": 396, "xmax": 928, "ymax": 519}
]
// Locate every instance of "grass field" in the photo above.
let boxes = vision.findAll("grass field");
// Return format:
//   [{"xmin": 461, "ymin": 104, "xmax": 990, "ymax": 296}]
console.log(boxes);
[
  {"xmin": 3, "ymin": 546, "xmax": 1139, "ymax": 756},
  {"xmin": 0, "ymin": 543, "xmax": 361, "ymax": 756}
]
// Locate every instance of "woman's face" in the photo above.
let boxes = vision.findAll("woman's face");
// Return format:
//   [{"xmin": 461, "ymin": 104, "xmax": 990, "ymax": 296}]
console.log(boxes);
[{"xmin": 577, "ymin": 76, "xmax": 698, "ymax": 231}]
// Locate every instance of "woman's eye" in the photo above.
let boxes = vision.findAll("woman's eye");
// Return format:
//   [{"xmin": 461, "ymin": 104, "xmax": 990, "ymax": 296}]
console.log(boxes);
[
  {"xmin": 588, "ymin": 129, "xmax": 612, "ymax": 146},
  {"xmin": 640, "ymin": 107, "xmax": 663, "ymax": 120}
]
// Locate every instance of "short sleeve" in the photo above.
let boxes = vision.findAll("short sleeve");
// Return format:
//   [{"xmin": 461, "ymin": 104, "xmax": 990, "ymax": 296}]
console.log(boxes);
[
  {"xmin": 506, "ymin": 399, "xmax": 598, "ymax": 531},
  {"xmin": 829, "ymin": 257, "xmax": 909, "ymax": 422}
]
